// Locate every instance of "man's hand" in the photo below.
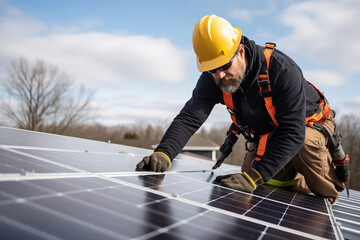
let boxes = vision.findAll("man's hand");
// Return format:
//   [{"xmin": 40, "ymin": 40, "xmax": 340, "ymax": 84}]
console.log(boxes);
[
  {"xmin": 215, "ymin": 168, "xmax": 264, "ymax": 193},
  {"xmin": 136, "ymin": 152, "xmax": 171, "ymax": 172}
]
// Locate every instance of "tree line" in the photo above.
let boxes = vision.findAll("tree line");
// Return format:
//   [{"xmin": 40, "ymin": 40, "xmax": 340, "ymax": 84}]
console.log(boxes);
[{"xmin": 1, "ymin": 57, "xmax": 359, "ymax": 191}]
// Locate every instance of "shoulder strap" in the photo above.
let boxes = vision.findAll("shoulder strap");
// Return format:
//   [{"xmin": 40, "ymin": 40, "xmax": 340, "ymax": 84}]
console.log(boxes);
[
  {"xmin": 259, "ymin": 43, "xmax": 331, "ymax": 127},
  {"xmin": 223, "ymin": 93, "xmax": 238, "ymax": 125},
  {"xmin": 223, "ymin": 42, "xmax": 278, "ymax": 127},
  {"xmin": 257, "ymin": 43, "xmax": 278, "ymax": 126},
  {"xmin": 305, "ymin": 81, "xmax": 330, "ymax": 126},
  {"xmin": 254, "ymin": 43, "xmax": 277, "ymax": 161}
]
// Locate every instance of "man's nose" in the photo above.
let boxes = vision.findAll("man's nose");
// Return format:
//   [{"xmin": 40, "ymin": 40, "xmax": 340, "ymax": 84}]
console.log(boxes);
[{"xmin": 217, "ymin": 70, "xmax": 226, "ymax": 79}]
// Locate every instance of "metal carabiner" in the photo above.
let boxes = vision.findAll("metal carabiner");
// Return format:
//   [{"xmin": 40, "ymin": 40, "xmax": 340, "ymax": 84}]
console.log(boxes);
[
  {"xmin": 227, "ymin": 107, "xmax": 236, "ymax": 116},
  {"xmin": 245, "ymin": 140, "xmax": 256, "ymax": 152}
]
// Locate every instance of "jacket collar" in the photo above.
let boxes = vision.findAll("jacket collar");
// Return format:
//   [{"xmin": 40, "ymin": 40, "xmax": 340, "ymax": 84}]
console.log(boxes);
[{"xmin": 239, "ymin": 36, "xmax": 263, "ymax": 94}]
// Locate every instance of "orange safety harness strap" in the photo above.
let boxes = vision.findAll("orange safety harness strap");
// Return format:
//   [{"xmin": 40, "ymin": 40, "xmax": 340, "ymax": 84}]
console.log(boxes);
[
  {"xmin": 224, "ymin": 43, "xmax": 277, "ymax": 161},
  {"xmin": 254, "ymin": 132, "xmax": 270, "ymax": 161},
  {"xmin": 254, "ymin": 43, "xmax": 277, "ymax": 161},
  {"xmin": 223, "ymin": 93, "xmax": 238, "ymax": 126},
  {"xmin": 257, "ymin": 43, "xmax": 278, "ymax": 126},
  {"xmin": 223, "ymin": 42, "xmax": 330, "ymax": 162},
  {"xmin": 305, "ymin": 81, "xmax": 330, "ymax": 126},
  {"xmin": 223, "ymin": 43, "xmax": 276, "ymax": 129}
]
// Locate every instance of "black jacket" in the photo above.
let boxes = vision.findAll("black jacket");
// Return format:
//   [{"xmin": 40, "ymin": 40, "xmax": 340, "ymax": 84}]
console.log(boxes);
[{"xmin": 155, "ymin": 36, "xmax": 322, "ymax": 181}]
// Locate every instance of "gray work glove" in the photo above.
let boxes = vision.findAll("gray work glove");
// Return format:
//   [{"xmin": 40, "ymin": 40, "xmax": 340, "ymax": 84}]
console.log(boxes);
[
  {"xmin": 136, "ymin": 152, "xmax": 171, "ymax": 172},
  {"xmin": 215, "ymin": 168, "xmax": 264, "ymax": 193}
]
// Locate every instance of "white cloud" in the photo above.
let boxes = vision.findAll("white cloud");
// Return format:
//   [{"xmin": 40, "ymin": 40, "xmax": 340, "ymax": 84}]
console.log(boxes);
[
  {"xmin": 303, "ymin": 70, "xmax": 345, "ymax": 87},
  {"xmin": 229, "ymin": 2, "xmax": 277, "ymax": 23},
  {"xmin": 0, "ymin": 5, "xmax": 195, "ymax": 127},
  {"xmin": 335, "ymin": 96, "xmax": 360, "ymax": 119},
  {"xmin": 229, "ymin": 8, "xmax": 252, "ymax": 22},
  {"xmin": 92, "ymin": 98, "xmax": 185, "ymax": 126},
  {"xmin": 339, "ymin": 96, "xmax": 360, "ymax": 109},
  {"xmin": 278, "ymin": 0, "xmax": 360, "ymax": 74},
  {"xmin": 0, "ymin": 5, "xmax": 45, "ymax": 39},
  {"xmin": 0, "ymin": 6, "xmax": 190, "ymax": 87}
]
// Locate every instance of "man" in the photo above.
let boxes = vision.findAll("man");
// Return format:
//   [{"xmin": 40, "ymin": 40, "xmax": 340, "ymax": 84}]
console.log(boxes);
[{"xmin": 136, "ymin": 15, "xmax": 347, "ymax": 204}]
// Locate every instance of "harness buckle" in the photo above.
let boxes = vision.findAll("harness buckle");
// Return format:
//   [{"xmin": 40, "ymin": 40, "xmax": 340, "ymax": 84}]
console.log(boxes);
[
  {"xmin": 257, "ymin": 78, "xmax": 271, "ymax": 97},
  {"xmin": 227, "ymin": 107, "xmax": 236, "ymax": 116},
  {"xmin": 265, "ymin": 42, "xmax": 276, "ymax": 49}
]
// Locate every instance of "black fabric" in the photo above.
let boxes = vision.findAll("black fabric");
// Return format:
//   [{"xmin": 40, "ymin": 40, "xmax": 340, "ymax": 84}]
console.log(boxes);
[{"xmin": 155, "ymin": 36, "xmax": 322, "ymax": 181}]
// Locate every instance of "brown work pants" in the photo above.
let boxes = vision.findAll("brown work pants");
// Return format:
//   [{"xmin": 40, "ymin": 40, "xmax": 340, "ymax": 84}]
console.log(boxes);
[{"xmin": 242, "ymin": 118, "xmax": 345, "ymax": 204}]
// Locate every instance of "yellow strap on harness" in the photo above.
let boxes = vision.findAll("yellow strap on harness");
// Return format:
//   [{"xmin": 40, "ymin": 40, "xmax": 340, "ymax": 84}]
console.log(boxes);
[{"xmin": 266, "ymin": 178, "xmax": 299, "ymax": 187}]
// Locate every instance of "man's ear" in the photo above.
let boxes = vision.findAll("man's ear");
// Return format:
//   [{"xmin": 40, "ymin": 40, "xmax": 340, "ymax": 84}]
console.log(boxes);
[{"xmin": 238, "ymin": 44, "xmax": 245, "ymax": 56}]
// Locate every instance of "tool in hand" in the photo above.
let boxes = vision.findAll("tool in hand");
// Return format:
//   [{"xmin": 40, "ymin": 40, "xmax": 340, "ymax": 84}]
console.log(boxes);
[
  {"xmin": 212, "ymin": 127, "xmax": 238, "ymax": 170},
  {"xmin": 317, "ymin": 123, "xmax": 350, "ymax": 197},
  {"xmin": 212, "ymin": 123, "xmax": 257, "ymax": 170}
]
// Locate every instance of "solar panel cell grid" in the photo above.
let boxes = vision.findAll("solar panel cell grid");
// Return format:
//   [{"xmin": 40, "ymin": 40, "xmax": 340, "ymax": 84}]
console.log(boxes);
[
  {"xmin": 119, "ymin": 173, "xmax": 341, "ymax": 239},
  {"xmin": 1, "ymin": 126, "xmax": 357, "ymax": 239},
  {"xmin": 0, "ymin": 149, "xmax": 76, "ymax": 174},
  {"xmin": 18, "ymin": 149, "xmax": 142, "ymax": 173},
  {"xmin": 208, "ymin": 191, "xmax": 261, "ymax": 213},
  {"xmin": 332, "ymin": 190, "xmax": 360, "ymax": 239},
  {"xmin": 281, "ymin": 213, "xmax": 335, "ymax": 239},
  {"xmin": 291, "ymin": 192, "xmax": 329, "ymax": 213},
  {"xmin": 0, "ymin": 126, "xmax": 151, "ymax": 155},
  {"xmin": 264, "ymin": 228, "xmax": 313, "ymax": 240}
]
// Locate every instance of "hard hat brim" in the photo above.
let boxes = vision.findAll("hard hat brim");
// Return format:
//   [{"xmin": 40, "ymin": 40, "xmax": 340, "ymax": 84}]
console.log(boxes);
[{"xmin": 196, "ymin": 27, "xmax": 242, "ymax": 72}]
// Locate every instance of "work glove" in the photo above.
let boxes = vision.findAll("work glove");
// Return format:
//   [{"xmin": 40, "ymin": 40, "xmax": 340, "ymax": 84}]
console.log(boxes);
[
  {"xmin": 215, "ymin": 168, "xmax": 264, "ymax": 193},
  {"xmin": 136, "ymin": 152, "xmax": 171, "ymax": 172},
  {"xmin": 333, "ymin": 155, "xmax": 350, "ymax": 183}
]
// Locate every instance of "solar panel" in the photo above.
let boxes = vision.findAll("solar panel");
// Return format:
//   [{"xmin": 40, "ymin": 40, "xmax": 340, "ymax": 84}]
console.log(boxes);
[
  {"xmin": 0, "ymin": 126, "xmax": 358, "ymax": 239},
  {"xmin": 332, "ymin": 189, "xmax": 360, "ymax": 239}
]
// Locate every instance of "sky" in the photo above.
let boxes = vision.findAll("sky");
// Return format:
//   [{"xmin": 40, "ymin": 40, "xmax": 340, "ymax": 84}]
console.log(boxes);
[{"xmin": 0, "ymin": 0, "xmax": 359, "ymax": 129}]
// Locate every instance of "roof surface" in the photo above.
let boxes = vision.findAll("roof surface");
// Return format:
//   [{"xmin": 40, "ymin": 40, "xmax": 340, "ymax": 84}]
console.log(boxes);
[{"xmin": 0, "ymin": 126, "xmax": 358, "ymax": 239}]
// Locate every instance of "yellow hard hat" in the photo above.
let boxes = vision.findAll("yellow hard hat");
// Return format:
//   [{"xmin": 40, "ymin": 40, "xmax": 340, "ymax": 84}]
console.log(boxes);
[{"xmin": 192, "ymin": 15, "xmax": 242, "ymax": 72}]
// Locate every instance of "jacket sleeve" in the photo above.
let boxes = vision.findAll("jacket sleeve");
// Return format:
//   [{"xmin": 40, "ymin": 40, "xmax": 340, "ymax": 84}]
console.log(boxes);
[
  {"xmin": 252, "ymin": 59, "xmax": 307, "ymax": 182},
  {"xmin": 155, "ymin": 72, "xmax": 222, "ymax": 161}
]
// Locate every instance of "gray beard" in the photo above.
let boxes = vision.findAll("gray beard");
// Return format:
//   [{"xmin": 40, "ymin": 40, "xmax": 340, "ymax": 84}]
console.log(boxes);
[{"xmin": 217, "ymin": 74, "xmax": 244, "ymax": 94}]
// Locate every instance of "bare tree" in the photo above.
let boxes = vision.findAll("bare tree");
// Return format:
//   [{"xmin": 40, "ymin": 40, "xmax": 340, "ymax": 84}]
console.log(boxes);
[
  {"xmin": 337, "ymin": 114, "xmax": 360, "ymax": 190},
  {"xmin": 1, "ymin": 57, "xmax": 95, "ymax": 134}
]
